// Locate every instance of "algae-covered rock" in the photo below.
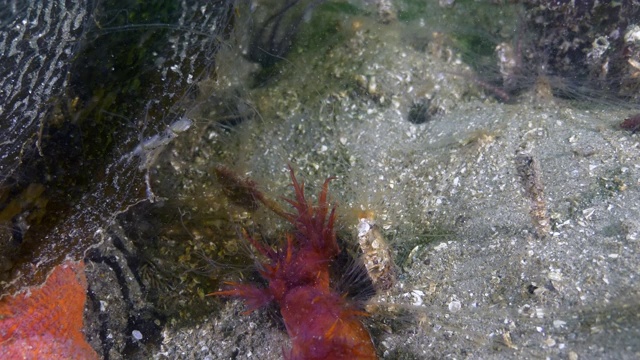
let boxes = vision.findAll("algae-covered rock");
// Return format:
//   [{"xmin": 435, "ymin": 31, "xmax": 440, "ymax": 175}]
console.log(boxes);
[
  {"xmin": 147, "ymin": 1, "xmax": 640, "ymax": 359},
  {"xmin": 0, "ymin": 0, "xmax": 232, "ymax": 295}
]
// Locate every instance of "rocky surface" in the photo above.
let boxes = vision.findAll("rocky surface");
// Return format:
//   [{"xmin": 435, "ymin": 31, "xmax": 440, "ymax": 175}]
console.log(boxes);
[
  {"xmin": 55, "ymin": 2, "xmax": 640, "ymax": 359},
  {"xmin": 143, "ymin": 8, "xmax": 640, "ymax": 360}
]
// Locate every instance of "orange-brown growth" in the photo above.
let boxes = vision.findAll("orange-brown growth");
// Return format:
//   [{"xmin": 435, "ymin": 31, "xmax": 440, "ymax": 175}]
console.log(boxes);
[
  {"xmin": 621, "ymin": 113, "xmax": 640, "ymax": 133},
  {"xmin": 210, "ymin": 166, "xmax": 377, "ymax": 359},
  {"xmin": 0, "ymin": 260, "xmax": 98, "ymax": 359}
]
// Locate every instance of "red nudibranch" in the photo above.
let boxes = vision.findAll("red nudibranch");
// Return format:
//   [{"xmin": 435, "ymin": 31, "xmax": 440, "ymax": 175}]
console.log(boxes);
[
  {"xmin": 0, "ymin": 260, "xmax": 98, "ymax": 359},
  {"xmin": 210, "ymin": 166, "xmax": 377, "ymax": 359}
]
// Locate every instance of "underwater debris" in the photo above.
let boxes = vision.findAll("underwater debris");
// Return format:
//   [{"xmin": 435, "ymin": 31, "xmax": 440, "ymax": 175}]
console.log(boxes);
[
  {"xmin": 620, "ymin": 113, "xmax": 640, "ymax": 133},
  {"xmin": 515, "ymin": 152, "xmax": 550, "ymax": 237},
  {"xmin": 213, "ymin": 165, "xmax": 290, "ymax": 219},
  {"xmin": 210, "ymin": 166, "xmax": 377, "ymax": 359},
  {"xmin": 356, "ymin": 215, "xmax": 396, "ymax": 292}
]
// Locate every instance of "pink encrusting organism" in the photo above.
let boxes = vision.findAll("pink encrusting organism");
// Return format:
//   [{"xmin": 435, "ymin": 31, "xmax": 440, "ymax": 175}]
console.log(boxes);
[{"xmin": 211, "ymin": 166, "xmax": 377, "ymax": 360}]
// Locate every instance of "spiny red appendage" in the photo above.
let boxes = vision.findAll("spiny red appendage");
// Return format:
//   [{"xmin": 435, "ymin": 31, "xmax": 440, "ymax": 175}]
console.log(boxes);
[
  {"xmin": 284, "ymin": 164, "xmax": 339, "ymax": 259},
  {"xmin": 210, "ymin": 282, "xmax": 273, "ymax": 314},
  {"xmin": 241, "ymin": 228, "xmax": 277, "ymax": 261}
]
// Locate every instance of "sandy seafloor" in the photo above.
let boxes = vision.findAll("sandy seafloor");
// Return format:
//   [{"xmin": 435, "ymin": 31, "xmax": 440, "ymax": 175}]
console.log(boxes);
[{"xmin": 94, "ymin": 13, "xmax": 640, "ymax": 360}]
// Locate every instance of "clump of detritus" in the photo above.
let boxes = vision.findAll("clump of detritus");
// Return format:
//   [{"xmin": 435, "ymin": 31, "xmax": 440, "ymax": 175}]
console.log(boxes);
[
  {"xmin": 356, "ymin": 212, "xmax": 396, "ymax": 293},
  {"xmin": 514, "ymin": 151, "xmax": 550, "ymax": 238},
  {"xmin": 620, "ymin": 113, "xmax": 640, "ymax": 133}
]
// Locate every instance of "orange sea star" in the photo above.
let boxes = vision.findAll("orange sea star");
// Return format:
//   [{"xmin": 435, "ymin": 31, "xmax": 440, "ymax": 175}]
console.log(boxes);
[{"xmin": 0, "ymin": 260, "xmax": 98, "ymax": 359}]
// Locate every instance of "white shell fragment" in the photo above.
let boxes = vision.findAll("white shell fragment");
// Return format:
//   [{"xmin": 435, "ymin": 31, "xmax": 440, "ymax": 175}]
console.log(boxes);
[
  {"xmin": 410, "ymin": 289, "xmax": 424, "ymax": 306},
  {"xmin": 448, "ymin": 299, "xmax": 462, "ymax": 312}
]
